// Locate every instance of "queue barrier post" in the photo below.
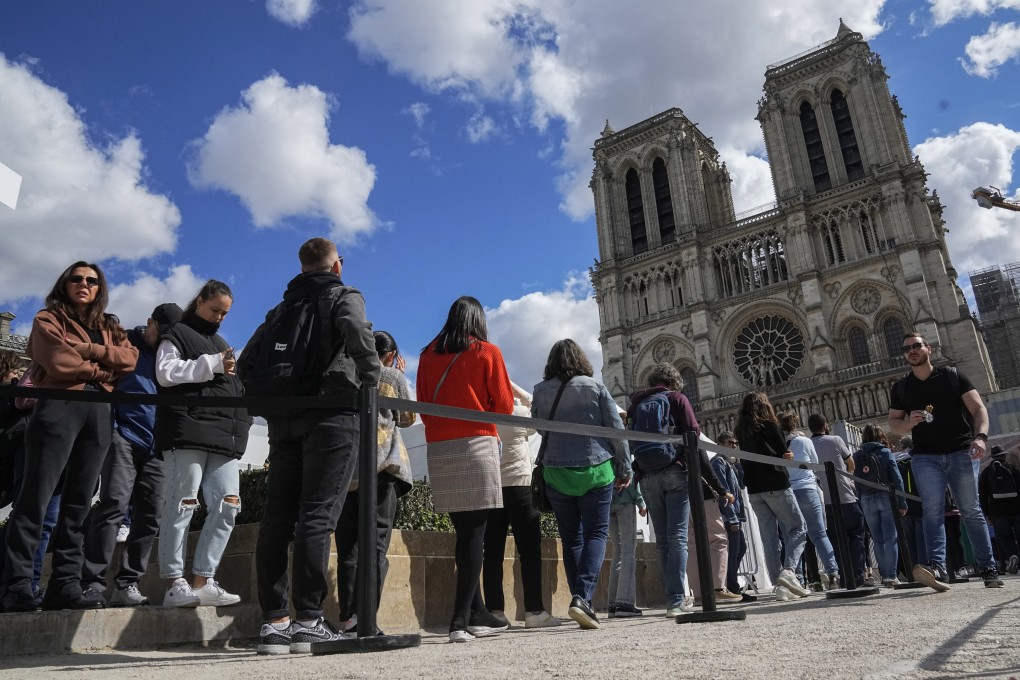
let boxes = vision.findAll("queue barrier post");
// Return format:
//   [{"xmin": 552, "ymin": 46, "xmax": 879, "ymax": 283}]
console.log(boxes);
[
  {"xmin": 675, "ymin": 431, "xmax": 745, "ymax": 624},
  {"xmin": 887, "ymin": 483, "xmax": 927, "ymax": 590},
  {"xmin": 822, "ymin": 462, "xmax": 878, "ymax": 600},
  {"xmin": 312, "ymin": 384, "xmax": 421, "ymax": 654}
]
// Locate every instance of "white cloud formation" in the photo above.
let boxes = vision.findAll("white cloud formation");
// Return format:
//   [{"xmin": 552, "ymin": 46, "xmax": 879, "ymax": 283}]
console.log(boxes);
[
  {"xmin": 345, "ymin": 1, "xmax": 886, "ymax": 219},
  {"xmin": 106, "ymin": 264, "xmax": 206, "ymax": 329},
  {"xmin": 0, "ymin": 54, "xmax": 181, "ymax": 304},
  {"xmin": 486, "ymin": 274, "xmax": 601, "ymax": 391},
  {"xmin": 925, "ymin": 0, "xmax": 1020, "ymax": 26},
  {"xmin": 960, "ymin": 21, "xmax": 1020, "ymax": 76},
  {"xmin": 915, "ymin": 122, "xmax": 1020, "ymax": 277},
  {"xmin": 188, "ymin": 74, "xmax": 379, "ymax": 243},
  {"xmin": 465, "ymin": 112, "xmax": 497, "ymax": 143},
  {"xmin": 266, "ymin": 0, "xmax": 317, "ymax": 26}
]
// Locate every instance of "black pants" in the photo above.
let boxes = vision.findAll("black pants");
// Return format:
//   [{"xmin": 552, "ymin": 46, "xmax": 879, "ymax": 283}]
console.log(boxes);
[
  {"xmin": 992, "ymin": 514, "xmax": 1020, "ymax": 559},
  {"xmin": 3, "ymin": 397, "xmax": 112, "ymax": 602},
  {"xmin": 945, "ymin": 515, "xmax": 965, "ymax": 573},
  {"xmin": 482, "ymin": 485, "xmax": 544, "ymax": 613},
  {"xmin": 449, "ymin": 509, "xmax": 489, "ymax": 632},
  {"xmin": 826, "ymin": 501, "xmax": 867, "ymax": 585},
  {"xmin": 257, "ymin": 412, "xmax": 359, "ymax": 621},
  {"xmin": 81, "ymin": 430, "xmax": 165, "ymax": 590},
  {"xmin": 334, "ymin": 475, "xmax": 398, "ymax": 620}
]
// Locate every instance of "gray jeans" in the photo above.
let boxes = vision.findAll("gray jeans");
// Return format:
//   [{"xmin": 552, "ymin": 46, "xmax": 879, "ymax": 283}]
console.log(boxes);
[{"xmin": 749, "ymin": 488, "xmax": 807, "ymax": 580}]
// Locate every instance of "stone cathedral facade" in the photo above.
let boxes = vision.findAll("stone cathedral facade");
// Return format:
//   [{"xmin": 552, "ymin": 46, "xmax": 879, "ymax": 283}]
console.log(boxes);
[{"xmin": 588, "ymin": 21, "xmax": 996, "ymax": 436}]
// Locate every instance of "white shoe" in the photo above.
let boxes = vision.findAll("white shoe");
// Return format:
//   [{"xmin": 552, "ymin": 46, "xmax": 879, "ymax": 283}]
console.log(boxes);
[
  {"xmin": 193, "ymin": 578, "xmax": 241, "ymax": 607},
  {"xmin": 163, "ymin": 578, "xmax": 200, "ymax": 607},
  {"xmin": 524, "ymin": 610, "xmax": 562, "ymax": 628},
  {"xmin": 449, "ymin": 630, "xmax": 475, "ymax": 643},
  {"xmin": 116, "ymin": 525, "xmax": 130, "ymax": 543},
  {"xmin": 714, "ymin": 589, "xmax": 743, "ymax": 602},
  {"xmin": 777, "ymin": 569, "xmax": 811, "ymax": 597},
  {"xmin": 775, "ymin": 585, "xmax": 800, "ymax": 602}
]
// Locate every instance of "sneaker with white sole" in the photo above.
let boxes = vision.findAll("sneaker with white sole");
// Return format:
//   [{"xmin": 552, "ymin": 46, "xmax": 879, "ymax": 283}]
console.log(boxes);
[
  {"xmin": 163, "ymin": 578, "xmax": 200, "ymax": 607},
  {"xmin": 777, "ymin": 569, "xmax": 811, "ymax": 597},
  {"xmin": 111, "ymin": 584, "xmax": 149, "ymax": 607},
  {"xmin": 194, "ymin": 579, "xmax": 241, "ymax": 607},
  {"xmin": 524, "ymin": 610, "xmax": 562, "ymax": 628},
  {"xmin": 912, "ymin": 563, "xmax": 951, "ymax": 592},
  {"xmin": 290, "ymin": 618, "xmax": 344, "ymax": 653},
  {"xmin": 449, "ymin": 629, "xmax": 475, "ymax": 643},
  {"xmin": 775, "ymin": 585, "xmax": 800, "ymax": 602},
  {"xmin": 714, "ymin": 589, "xmax": 742, "ymax": 603},
  {"xmin": 567, "ymin": 596, "xmax": 600, "ymax": 629},
  {"xmin": 257, "ymin": 621, "xmax": 295, "ymax": 655},
  {"xmin": 612, "ymin": 604, "xmax": 643, "ymax": 617},
  {"xmin": 466, "ymin": 610, "xmax": 510, "ymax": 637},
  {"xmin": 116, "ymin": 525, "xmax": 130, "ymax": 543},
  {"xmin": 666, "ymin": 599, "xmax": 695, "ymax": 617}
]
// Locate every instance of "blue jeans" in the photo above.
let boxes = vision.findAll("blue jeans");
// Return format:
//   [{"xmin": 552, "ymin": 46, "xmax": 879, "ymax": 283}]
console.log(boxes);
[
  {"xmin": 546, "ymin": 483, "xmax": 613, "ymax": 603},
  {"xmin": 859, "ymin": 493, "xmax": 899, "ymax": 579},
  {"xmin": 910, "ymin": 451, "xmax": 996, "ymax": 571},
  {"xmin": 641, "ymin": 466, "xmax": 690, "ymax": 608},
  {"xmin": 749, "ymin": 489, "xmax": 806, "ymax": 581},
  {"xmin": 158, "ymin": 449, "xmax": 240, "ymax": 579},
  {"xmin": 793, "ymin": 487, "xmax": 839, "ymax": 574}
]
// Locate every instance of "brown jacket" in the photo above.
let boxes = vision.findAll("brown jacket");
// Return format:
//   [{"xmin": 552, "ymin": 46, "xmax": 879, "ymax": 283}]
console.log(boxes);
[{"xmin": 27, "ymin": 308, "xmax": 138, "ymax": 392}]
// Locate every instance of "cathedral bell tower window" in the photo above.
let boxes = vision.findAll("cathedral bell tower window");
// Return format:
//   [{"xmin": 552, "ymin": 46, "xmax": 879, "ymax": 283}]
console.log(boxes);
[
  {"xmin": 626, "ymin": 169, "xmax": 647, "ymax": 254},
  {"xmin": 799, "ymin": 102, "xmax": 831, "ymax": 192},
  {"xmin": 831, "ymin": 90, "xmax": 865, "ymax": 181},
  {"xmin": 653, "ymin": 158, "xmax": 676, "ymax": 245}
]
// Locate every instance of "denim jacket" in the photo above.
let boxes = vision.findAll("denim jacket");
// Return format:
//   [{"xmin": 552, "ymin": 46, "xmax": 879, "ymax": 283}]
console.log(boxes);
[{"xmin": 531, "ymin": 375, "xmax": 631, "ymax": 478}]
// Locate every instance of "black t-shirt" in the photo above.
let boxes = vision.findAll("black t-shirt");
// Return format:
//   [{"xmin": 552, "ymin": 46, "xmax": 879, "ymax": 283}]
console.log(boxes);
[{"xmin": 889, "ymin": 366, "xmax": 976, "ymax": 454}]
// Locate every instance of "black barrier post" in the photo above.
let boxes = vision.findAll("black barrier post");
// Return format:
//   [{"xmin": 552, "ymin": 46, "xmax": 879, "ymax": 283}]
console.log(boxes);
[
  {"xmin": 822, "ymin": 462, "xmax": 878, "ymax": 600},
  {"xmin": 311, "ymin": 384, "xmax": 421, "ymax": 655},
  {"xmin": 676, "ymin": 431, "xmax": 745, "ymax": 624},
  {"xmin": 888, "ymin": 483, "xmax": 926, "ymax": 590}
]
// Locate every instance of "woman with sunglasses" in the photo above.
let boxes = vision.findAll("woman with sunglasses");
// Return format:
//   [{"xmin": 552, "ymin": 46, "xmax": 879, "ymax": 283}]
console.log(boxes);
[{"xmin": 1, "ymin": 262, "xmax": 138, "ymax": 612}]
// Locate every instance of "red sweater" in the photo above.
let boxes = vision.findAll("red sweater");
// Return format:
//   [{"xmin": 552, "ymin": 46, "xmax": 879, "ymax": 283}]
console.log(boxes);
[{"xmin": 416, "ymin": 339, "xmax": 514, "ymax": 443}]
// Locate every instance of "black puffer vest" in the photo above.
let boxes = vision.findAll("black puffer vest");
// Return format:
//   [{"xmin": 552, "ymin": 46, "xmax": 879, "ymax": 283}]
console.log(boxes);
[{"xmin": 155, "ymin": 314, "xmax": 251, "ymax": 459}]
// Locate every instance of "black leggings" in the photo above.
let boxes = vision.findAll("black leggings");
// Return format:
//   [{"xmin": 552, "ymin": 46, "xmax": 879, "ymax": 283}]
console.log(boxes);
[{"xmin": 449, "ymin": 509, "xmax": 489, "ymax": 631}]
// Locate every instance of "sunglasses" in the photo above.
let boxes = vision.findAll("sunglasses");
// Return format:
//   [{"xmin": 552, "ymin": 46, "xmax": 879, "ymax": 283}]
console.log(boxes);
[
  {"xmin": 67, "ymin": 275, "xmax": 100, "ymax": 287},
  {"xmin": 902, "ymin": 342, "xmax": 924, "ymax": 353}
]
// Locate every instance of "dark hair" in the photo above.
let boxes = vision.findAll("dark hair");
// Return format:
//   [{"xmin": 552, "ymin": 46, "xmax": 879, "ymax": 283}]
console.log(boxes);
[
  {"xmin": 46, "ymin": 261, "xmax": 112, "ymax": 330},
  {"xmin": 808, "ymin": 413, "xmax": 828, "ymax": 434},
  {"xmin": 902, "ymin": 332, "xmax": 927, "ymax": 345},
  {"xmin": 862, "ymin": 424, "xmax": 889, "ymax": 446},
  {"xmin": 186, "ymin": 280, "xmax": 233, "ymax": 314},
  {"xmin": 0, "ymin": 350, "xmax": 26, "ymax": 379},
  {"xmin": 716, "ymin": 430, "xmax": 736, "ymax": 444},
  {"xmin": 647, "ymin": 363, "xmax": 682, "ymax": 390},
  {"xmin": 426, "ymin": 296, "xmax": 488, "ymax": 354},
  {"xmin": 543, "ymin": 339, "xmax": 594, "ymax": 381},
  {"xmin": 734, "ymin": 391, "xmax": 779, "ymax": 442},
  {"xmin": 374, "ymin": 330, "xmax": 399, "ymax": 358},
  {"xmin": 299, "ymin": 237, "xmax": 339, "ymax": 271},
  {"xmin": 778, "ymin": 411, "xmax": 800, "ymax": 433}
]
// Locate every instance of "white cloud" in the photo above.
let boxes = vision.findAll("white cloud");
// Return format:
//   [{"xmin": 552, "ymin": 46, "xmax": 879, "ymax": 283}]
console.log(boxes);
[
  {"xmin": 0, "ymin": 54, "xmax": 181, "ymax": 304},
  {"xmin": 925, "ymin": 0, "xmax": 1020, "ymax": 26},
  {"xmin": 345, "ymin": 1, "xmax": 886, "ymax": 221},
  {"xmin": 486, "ymin": 274, "xmax": 601, "ymax": 391},
  {"xmin": 465, "ymin": 112, "xmax": 497, "ymax": 142},
  {"xmin": 406, "ymin": 101, "xmax": 431, "ymax": 128},
  {"xmin": 960, "ymin": 21, "xmax": 1020, "ymax": 76},
  {"xmin": 106, "ymin": 264, "xmax": 206, "ymax": 329},
  {"xmin": 915, "ymin": 122, "xmax": 1020, "ymax": 277},
  {"xmin": 719, "ymin": 148, "xmax": 777, "ymax": 214},
  {"xmin": 266, "ymin": 0, "xmax": 317, "ymax": 26},
  {"xmin": 187, "ymin": 74, "xmax": 379, "ymax": 243}
]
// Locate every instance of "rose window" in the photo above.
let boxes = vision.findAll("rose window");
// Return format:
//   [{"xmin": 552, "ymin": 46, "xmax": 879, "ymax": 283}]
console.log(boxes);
[{"xmin": 733, "ymin": 315, "xmax": 805, "ymax": 387}]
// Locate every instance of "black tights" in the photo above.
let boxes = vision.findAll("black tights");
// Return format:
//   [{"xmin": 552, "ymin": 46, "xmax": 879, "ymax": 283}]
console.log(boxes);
[{"xmin": 449, "ymin": 509, "xmax": 489, "ymax": 631}]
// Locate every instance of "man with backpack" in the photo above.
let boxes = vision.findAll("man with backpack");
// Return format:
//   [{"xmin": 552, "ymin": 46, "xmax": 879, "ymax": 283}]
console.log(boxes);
[
  {"xmin": 240, "ymin": 237, "xmax": 381, "ymax": 654},
  {"xmin": 626, "ymin": 363, "xmax": 730, "ymax": 616},
  {"xmin": 888, "ymin": 331, "xmax": 1003, "ymax": 589},
  {"xmin": 979, "ymin": 445, "xmax": 1020, "ymax": 574}
]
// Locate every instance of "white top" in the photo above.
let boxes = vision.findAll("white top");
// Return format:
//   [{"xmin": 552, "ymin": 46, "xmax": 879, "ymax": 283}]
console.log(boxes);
[{"xmin": 155, "ymin": 339, "xmax": 225, "ymax": 387}]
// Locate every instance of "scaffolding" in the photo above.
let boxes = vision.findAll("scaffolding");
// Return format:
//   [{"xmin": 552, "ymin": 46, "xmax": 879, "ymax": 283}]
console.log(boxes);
[{"xmin": 970, "ymin": 262, "xmax": 1020, "ymax": 388}]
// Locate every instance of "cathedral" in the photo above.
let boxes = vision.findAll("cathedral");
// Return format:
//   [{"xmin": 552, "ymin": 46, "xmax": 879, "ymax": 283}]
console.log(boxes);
[{"xmin": 588, "ymin": 20, "xmax": 996, "ymax": 435}]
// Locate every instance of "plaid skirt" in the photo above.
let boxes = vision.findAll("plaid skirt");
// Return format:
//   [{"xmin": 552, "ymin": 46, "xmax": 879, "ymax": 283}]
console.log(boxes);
[{"xmin": 426, "ymin": 436, "xmax": 504, "ymax": 513}]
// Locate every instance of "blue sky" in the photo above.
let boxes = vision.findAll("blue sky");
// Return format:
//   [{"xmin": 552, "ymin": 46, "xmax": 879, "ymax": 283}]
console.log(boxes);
[{"xmin": 1, "ymin": 0, "xmax": 1019, "ymax": 394}]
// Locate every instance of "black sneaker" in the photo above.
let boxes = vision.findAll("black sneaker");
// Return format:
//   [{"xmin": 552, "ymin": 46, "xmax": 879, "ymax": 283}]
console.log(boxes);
[
  {"xmin": 613, "ymin": 604, "xmax": 643, "ymax": 618},
  {"xmin": 1007, "ymin": 555, "xmax": 1019, "ymax": 575},
  {"xmin": 607, "ymin": 604, "xmax": 617, "ymax": 618},
  {"xmin": 290, "ymin": 618, "xmax": 344, "ymax": 653},
  {"xmin": 983, "ymin": 568, "xmax": 1004, "ymax": 588},
  {"xmin": 912, "ymin": 563, "xmax": 951, "ymax": 592},
  {"xmin": 256, "ymin": 621, "xmax": 295, "ymax": 655},
  {"xmin": 567, "ymin": 595, "xmax": 600, "ymax": 630},
  {"xmin": 41, "ymin": 587, "xmax": 106, "ymax": 610},
  {"xmin": 466, "ymin": 610, "xmax": 509, "ymax": 638}
]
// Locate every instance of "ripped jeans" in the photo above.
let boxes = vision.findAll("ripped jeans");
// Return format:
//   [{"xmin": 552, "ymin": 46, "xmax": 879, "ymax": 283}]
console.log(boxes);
[{"xmin": 158, "ymin": 449, "xmax": 240, "ymax": 579}]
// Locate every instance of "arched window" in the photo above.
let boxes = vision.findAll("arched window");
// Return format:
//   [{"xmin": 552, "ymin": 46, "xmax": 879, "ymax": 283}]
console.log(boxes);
[
  {"xmin": 800, "ymin": 102, "xmax": 831, "ymax": 192},
  {"xmin": 849, "ymin": 328, "xmax": 871, "ymax": 365},
  {"xmin": 680, "ymin": 367, "xmax": 699, "ymax": 406},
  {"xmin": 652, "ymin": 158, "xmax": 675, "ymax": 245},
  {"xmin": 830, "ymin": 90, "xmax": 864, "ymax": 181},
  {"xmin": 626, "ymin": 169, "xmax": 647, "ymax": 254},
  {"xmin": 882, "ymin": 317, "xmax": 905, "ymax": 358}
]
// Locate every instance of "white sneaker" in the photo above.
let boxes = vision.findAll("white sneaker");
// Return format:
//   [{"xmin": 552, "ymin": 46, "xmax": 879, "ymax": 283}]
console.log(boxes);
[
  {"xmin": 777, "ymin": 569, "xmax": 811, "ymax": 597},
  {"xmin": 666, "ymin": 599, "xmax": 695, "ymax": 616},
  {"xmin": 449, "ymin": 630, "xmax": 475, "ymax": 643},
  {"xmin": 116, "ymin": 525, "xmax": 130, "ymax": 543},
  {"xmin": 194, "ymin": 578, "xmax": 241, "ymax": 607},
  {"xmin": 342, "ymin": 614, "xmax": 357, "ymax": 633},
  {"xmin": 163, "ymin": 578, "xmax": 200, "ymax": 607},
  {"xmin": 775, "ymin": 585, "xmax": 800, "ymax": 602},
  {"xmin": 524, "ymin": 610, "xmax": 562, "ymax": 628}
]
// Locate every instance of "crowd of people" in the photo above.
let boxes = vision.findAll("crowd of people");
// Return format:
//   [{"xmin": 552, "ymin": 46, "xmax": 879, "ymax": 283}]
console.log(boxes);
[{"xmin": 0, "ymin": 246, "xmax": 1016, "ymax": 655}]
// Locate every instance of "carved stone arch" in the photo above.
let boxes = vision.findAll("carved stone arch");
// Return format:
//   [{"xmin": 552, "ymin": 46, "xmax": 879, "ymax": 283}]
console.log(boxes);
[
  {"xmin": 835, "ymin": 315, "xmax": 873, "ymax": 366},
  {"xmin": 830, "ymin": 279, "xmax": 909, "ymax": 333},
  {"xmin": 630, "ymin": 334, "xmax": 695, "ymax": 387},
  {"xmin": 874, "ymin": 306, "xmax": 910, "ymax": 359},
  {"xmin": 789, "ymin": 86, "xmax": 819, "ymax": 112},
  {"xmin": 820, "ymin": 76, "xmax": 854, "ymax": 101},
  {"xmin": 640, "ymin": 145, "xmax": 671, "ymax": 169}
]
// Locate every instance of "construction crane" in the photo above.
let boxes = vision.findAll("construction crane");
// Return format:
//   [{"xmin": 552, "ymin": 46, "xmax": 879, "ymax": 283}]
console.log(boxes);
[{"xmin": 972, "ymin": 186, "xmax": 1020, "ymax": 212}]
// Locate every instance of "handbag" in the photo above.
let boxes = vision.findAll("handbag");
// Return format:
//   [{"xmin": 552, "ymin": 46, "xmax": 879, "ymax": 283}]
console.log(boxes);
[
  {"xmin": 531, "ymin": 378, "xmax": 570, "ymax": 514},
  {"xmin": 14, "ymin": 364, "xmax": 38, "ymax": 411}
]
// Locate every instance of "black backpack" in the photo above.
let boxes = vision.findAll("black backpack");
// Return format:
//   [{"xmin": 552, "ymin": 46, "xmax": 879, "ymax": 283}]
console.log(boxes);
[
  {"xmin": 629, "ymin": 392, "xmax": 683, "ymax": 472},
  {"xmin": 988, "ymin": 460, "xmax": 1019, "ymax": 505},
  {"xmin": 240, "ymin": 285, "xmax": 341, "ymax": 416},
  {"xmin": 855, "ymin": 447, "xmax": 885, "ymax": 488}
]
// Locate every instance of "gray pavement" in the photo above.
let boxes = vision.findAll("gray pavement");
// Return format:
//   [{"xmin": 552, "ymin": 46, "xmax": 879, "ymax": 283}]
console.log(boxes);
[{"xmin": 1, "ymin": 578, "xmax": 1018, "ymax": 680}]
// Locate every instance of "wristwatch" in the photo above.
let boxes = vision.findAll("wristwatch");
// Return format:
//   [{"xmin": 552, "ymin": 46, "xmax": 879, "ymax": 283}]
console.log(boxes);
[{"xmin": 974, "ymin": 433, "xmax": 988, "ymax": 442}]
